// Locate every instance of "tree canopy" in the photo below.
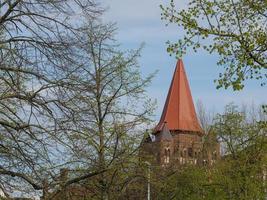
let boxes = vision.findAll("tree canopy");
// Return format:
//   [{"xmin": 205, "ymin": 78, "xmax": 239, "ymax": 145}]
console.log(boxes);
[
  {"xmin": 161, "ymin": 0, "xmax": 267, "ymax": 91},
  {"xmin": 152, "ymin": 103, "xmax": 267, "ymax": 200}
]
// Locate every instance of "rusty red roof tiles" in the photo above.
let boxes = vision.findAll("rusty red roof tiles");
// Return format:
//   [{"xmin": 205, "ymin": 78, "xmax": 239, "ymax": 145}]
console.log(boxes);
[{"xmin": 154, "ymin": 59, "xmax": 203, "ymax": 134}]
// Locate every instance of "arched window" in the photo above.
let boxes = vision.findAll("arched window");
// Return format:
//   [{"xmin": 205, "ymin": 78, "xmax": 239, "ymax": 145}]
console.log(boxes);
[
  {"xmin": 164, "ymin": 148, "xmax": 170, "ymax": 164},
  {"xmin": 183, "ymin": 149, "xmax": 187, "ymax": 157},
  {"xmin": 167, "ymin": 149, "xmax": 170, "ymax": 163},
  {"xmin": 188, "ymin": 148, "xmax": 193, "ymax": 157}
]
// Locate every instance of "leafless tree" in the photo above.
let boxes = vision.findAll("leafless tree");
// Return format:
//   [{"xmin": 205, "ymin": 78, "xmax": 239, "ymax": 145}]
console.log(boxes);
[
  {"xmin": 55, "ymin": 20, "xmax": 156, "ymax": 199},
  {"xmin": 0, "ymin": 1, "xmax": 155, "ymax": 199},
  {"xmin": 0, "ymin": 0, "xmax": 108, "ymax": 198},
  {"xmin": 196, "ymin": 99, "xmax": 214, "ymax": 134}
]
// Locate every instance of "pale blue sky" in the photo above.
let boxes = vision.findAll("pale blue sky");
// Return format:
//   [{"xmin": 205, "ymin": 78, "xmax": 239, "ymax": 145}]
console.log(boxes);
[{"xmin": 102, "ymin": 0, "xmax": 266, "ymax": 120}]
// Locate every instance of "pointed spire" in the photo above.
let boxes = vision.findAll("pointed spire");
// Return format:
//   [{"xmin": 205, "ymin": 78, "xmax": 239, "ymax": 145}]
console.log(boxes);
[
  {"xmin": 154, "ymin": 59, "xmax": 203, "ymax": 134},
  {"xmin": 155, "ymin": 122, "xmax": 173, "ymax": 142}
]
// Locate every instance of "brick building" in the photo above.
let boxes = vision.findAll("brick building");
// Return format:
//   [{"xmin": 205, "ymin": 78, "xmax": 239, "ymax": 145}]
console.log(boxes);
[{"xmin": 141, "ymin": 59, "xmax": 220, "ymax": 167}]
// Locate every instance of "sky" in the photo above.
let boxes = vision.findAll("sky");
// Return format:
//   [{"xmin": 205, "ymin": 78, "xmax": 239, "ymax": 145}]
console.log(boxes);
[{"xmin": 102, "ymin": 0, "xmax": 267, "ymax": 121}]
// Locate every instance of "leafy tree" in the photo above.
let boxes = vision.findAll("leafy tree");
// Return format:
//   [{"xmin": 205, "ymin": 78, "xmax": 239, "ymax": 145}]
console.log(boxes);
[
  {"xmin": 161, "ymin": 0, "xmax": 267, "ymax": 91},
  {"xmin": 152, "ymin": 104, "xmax": 266, "ymax": 200},
  {"xmin": 212, "ymin": 104, "xmax": 267, "ymax": 199}
]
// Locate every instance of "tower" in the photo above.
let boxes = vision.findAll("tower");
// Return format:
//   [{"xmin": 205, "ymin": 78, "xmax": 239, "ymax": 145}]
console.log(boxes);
[{"xmin": 142, "ymin": 59, "xmax": 212, "ymax": 166}]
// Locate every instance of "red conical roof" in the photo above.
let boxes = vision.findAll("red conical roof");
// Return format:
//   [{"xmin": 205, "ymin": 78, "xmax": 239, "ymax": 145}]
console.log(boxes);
[{"xmin": 154, "ymin": 59, "xmax": 203, "ymax": 134}]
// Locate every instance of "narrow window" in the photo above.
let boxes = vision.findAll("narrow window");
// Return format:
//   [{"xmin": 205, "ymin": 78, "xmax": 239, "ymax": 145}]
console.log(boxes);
[
  {"xmin": 164, "ymin": 148, "xmax": 170, "ymax": 164},
  {"xmin": 188, "ymin": 148, "xmax": 193, "ymax": 157},
  {"xmin": 183, "ymin": 149, "xmax": 187, "ymax": 157},
  {"xmin": 167, "ymin": 149, "xmax": 170, "ymax": 163}
]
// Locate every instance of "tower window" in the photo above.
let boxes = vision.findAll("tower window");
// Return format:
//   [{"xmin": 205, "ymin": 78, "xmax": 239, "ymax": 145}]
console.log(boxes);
[
  {"xmin": 188, "ymin": 148, "xmax": 193, "ymax": 157},
  {"xmin": 183, "ymin": 149, "xmax": 187, "ymax": 157},
  {"xmin": 164, "ymin": 148, "xmax": 170, "ymax": 164}
]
